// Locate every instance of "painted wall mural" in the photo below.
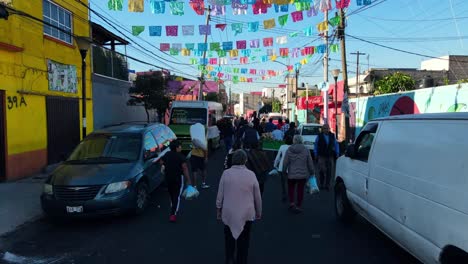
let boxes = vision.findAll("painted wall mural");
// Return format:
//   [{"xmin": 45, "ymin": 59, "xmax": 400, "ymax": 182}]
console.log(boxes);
[{"xmin": 349, "ymin": 84, "xmax": 468, "ymax": 139}]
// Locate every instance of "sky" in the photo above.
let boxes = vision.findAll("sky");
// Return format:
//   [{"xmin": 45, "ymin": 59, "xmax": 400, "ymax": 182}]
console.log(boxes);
[{"xmin": 88, "ymin": 0, "xmax": 468, "ymax": 94}]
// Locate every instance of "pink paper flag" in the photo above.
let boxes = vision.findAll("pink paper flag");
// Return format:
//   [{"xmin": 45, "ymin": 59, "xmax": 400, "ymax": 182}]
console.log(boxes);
[
  {"xmin": 291, "ymin": 11, "xmax": 303, "ymax": 22},
  {"xmin": 215, "ymin": 24, "xmax": 227, "ymax": 31},
  {"xmin": 166, "ymin": 26, "xmax": 178, "ymax": 36},
  {"xmin": 160, "ymin": 43, "xmax": 170, "ymax": 51},
  {"xmin": 236, "ymin": 40, "xmax": 247, "ymax": 50}
]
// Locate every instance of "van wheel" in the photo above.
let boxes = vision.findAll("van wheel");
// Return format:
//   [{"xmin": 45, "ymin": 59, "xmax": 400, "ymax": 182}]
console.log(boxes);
[
  {"xmin": 335, "ymin": 182, "xmax": 356, "ymax": 223},
  {"xmin": 134, "ymin": 182, "xmax": 149, "ymax": 215}
]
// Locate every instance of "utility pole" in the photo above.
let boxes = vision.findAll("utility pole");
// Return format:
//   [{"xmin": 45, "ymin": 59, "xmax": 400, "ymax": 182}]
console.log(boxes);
[
  {"xmin": 295, "ymin": 68, "xmax": 299, "ymax": 123},
  {"xmin": 198, "ymin": 6, "xmax": 211, "ymax": 101},
  {"xmin": 339, "ymin": 8, "xmax": 350, "ymax": 144},
  {"xmin": 229, "ymin": 82, "xmax": 232, "ymax": 114},
  {"xmin": 350, "ymin": 51, "xmax": 366, "ymax": 97},
  {"xmin": 322, "ymin": 9, "xmax": 329, "ymax": 125}
]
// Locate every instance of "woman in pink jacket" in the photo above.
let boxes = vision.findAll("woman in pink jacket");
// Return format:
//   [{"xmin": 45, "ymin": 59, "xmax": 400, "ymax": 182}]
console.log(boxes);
[{"xmin": 216, "ymin": 150, "xmax": 262, "ymax": 264}]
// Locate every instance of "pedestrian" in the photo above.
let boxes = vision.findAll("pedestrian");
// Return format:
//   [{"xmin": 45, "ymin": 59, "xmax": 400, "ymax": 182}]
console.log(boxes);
[
  {"xmin": 271, "ymin": 127, "xmax": 284, "ymax": 141},
  {"xmin": 274, "ymin": 135, "xmax": 293, "ymax": 202},
  {"xmin": 282, "ymin": 135, "xmax": 315, "ymax": 214},
  {"xmin": 224, "ymin": 139, "xmax": 242, "ymax": 170},
  {"xmin": 245, "ymin": 142, "xmax": 272, "ymax": 196},
  {"xmin": 281, "ymin": 118, "xmax": 290, "ymax": 133},
  {"xmin": 190, "ymin": 144, "xmax": 210, "ymax": 189},
  {"xmin": 160, "ymin": 140, "xmax": 192, "ymax": 222},
  {"xmin": 277, "ymin": 118, "xmax": 284, "ymax": 130},
  {"xmin": 283, "ymin": 122, "xmax": 296, "ymax": 144},
  {"xmin": 222, "ymin": 118, "xmax": 235, "ymax": 152},
  {"xmin": 313, "ymin": 124, "xmax": 339, "ymax": 191},
  {"xmin": 216, "ymin": 150, "xmax": 262, "ymax": 264},
  {"xmin": 264, "ymin": 118, "xmax": 277, "ymax": 133},
  {"xmin": 260, "ymin": 118, "xmax": 267, "ymax": 132},
  {"xmin": 241, "ymin": 122, "xmax": 260, "ymax": 149}
]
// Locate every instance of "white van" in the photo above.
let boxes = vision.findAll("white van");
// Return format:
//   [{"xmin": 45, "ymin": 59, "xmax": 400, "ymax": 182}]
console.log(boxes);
[{"xmin": 334, "ymin": 113, "xmax": 468, "ymax": 264}]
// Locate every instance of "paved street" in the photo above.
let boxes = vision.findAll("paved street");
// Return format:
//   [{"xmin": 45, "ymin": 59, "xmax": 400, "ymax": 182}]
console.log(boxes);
[{"xmin": 0, "ymin": 149, "xmax": 419, "ymax": 264}]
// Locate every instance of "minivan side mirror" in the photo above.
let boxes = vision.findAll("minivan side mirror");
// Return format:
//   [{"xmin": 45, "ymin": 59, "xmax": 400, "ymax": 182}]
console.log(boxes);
[{"xmin": 345, "ymin": 144, "xmax": 356, "ymax": 159}]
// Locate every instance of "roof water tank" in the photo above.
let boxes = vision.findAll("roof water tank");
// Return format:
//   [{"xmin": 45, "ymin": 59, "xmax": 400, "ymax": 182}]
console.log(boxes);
[{"xmin": 420, "ymin": 75, "xmax": 434, "ymax": 88}]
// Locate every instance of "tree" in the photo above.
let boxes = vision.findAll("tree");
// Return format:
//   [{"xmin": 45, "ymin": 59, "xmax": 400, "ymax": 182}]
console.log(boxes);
[
  {"xmin": 375, "ymin": 72, "xmax": 416, "ymax": 95},
  {"xmin": 272, "ymin": 100, "xmax": 282, "ymax": 112},
  {"xmin": 128, "ymin": 72, "xmax": 170, "ymax": 122},
  {"xmin": 204, "ymin": 92, "xmax": 219, "ymax": 102}
]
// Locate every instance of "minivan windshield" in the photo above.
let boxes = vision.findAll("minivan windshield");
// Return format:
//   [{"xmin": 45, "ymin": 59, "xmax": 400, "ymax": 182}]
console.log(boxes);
[
  {"xmin": 302, "ymin": 126, "xmax": 321, "ymax": 135},
  {"xmin": 66, "ymin": 134, "xmax": 141, "ymax": 163},
  {"xmin": 170, "ymin": 107, "xmax": 207, "ymax": 125}
]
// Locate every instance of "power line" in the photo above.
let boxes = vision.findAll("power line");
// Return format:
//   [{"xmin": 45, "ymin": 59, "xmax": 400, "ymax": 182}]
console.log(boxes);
[{"xmin": 357, "ymin": 14, "xmax": 468, "ymax": 22}]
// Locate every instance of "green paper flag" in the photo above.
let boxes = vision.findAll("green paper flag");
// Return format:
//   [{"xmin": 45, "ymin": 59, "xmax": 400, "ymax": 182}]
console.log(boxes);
[
  {"xmin": 108, "ymin": 0, "xmax": 123, "ymax": 11},
  {"xmin": 278, "ymin": 14, "xmax": 288, "ymax": 27},
  {"xmin": 132, "ymin": 26, "xmax": 145, "ymax": 36},
  {"xmin": 170, "ymin": 48, "xmax": 179, "ymax": 55},
  {"xmin": 210, "ymin": 42, "xmax": 220, "ymax": 51},
  {"xmin": 218, "ymin": 50, "xmax": 227, "ymax": 57},
  {"xmin": 329, "ymin": 16, "xmax": 341, "ymax": 27},
  {"xmin": 289, "ymin": 32, "xmax": 299, "ymax": 37}
]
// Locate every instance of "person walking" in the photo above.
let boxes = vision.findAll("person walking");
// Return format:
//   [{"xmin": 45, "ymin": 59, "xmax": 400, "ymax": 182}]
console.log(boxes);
[
  {"xmin": 264, "ymin": 118, "xmax": 277, "ymax": 133},
  {"xmin": 160, "ymin": 140, "xmax": 192, "ymax": 222},
  {"xmin": 281, "ymin": 118, "xmax": 290, "ymax": 133},
  {"xmin": 222, "ymin": 118, "xmax": 235, "ymax": 152},
  {"xmin": 216, "ymin": 150, "xmax": 262, "ymax": 264},
  {"xmin": 245, "ymin": 143, "xmax": 272, "ymax": 196},
  {"xmin": 190, "ymin": 145, "xmax": 210, "ymax": 189},
  {"xmin": 313, "ymin": 124, "xmax": 339, "ymax": 191},
  {"xmin": 241, "ymin": 122, "xmax": 260, "ymax": 149},
  {"xmin": 276, "ymin": 118, "xmax": 285, "ymax": 130},
  {"xmin": 224, "ymin": 140, "xmax": 242, "ymax": 170},
  {"xmin": 283, "ymin": 122, "xmax": 296, "ymax": 144},
  {"xmin": 282, "ymin": 135, "xmax": 315, "ymax": 213},
  {"xmin": 274, "ymin": 136, "xmax": 293, "ymax": 202}
]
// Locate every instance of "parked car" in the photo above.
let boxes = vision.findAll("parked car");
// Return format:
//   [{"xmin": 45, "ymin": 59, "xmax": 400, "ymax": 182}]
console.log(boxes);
[
  {"xmin": 41, "ymin": 122, "xmax": 177, "ymax": 217},
  {"xmin": 297, "ymin": 123, "xmax": 322, "ymax": 152},
  {"xmin": 334, "ymin": 113, "xmax": 468, "ymax": 264}
]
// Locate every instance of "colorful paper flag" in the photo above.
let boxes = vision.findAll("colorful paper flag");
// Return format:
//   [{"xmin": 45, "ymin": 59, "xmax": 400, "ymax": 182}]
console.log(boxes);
[
  {"xmin": 186, "ymin": 43, "xmax": 195, "ymax": 50},
  {"xmin": 210, "ymin": 42, "xmax": 220, "ymax": 51},
  {"xmin": 295, "ymin": 2, "xmax": 311, "ymax": 11},
  {"xmin": 289, "ymin": 31, "xmax": 299, "ymax": 37},
  {"xmin": 132, "ymin": 26, "xmax": 145, "ymax": 36},
  {"xmin": 263, "ymin": 37, "xmax": 273, "ymax": 47},
  {"xmin": 319, "ymin": 0, "xmax": 332, "ymax": 12},
  {"xmin": 274, "ymin": 4, "xmax": 289, "ymax": 12},
  {"xmin": 236, "ymin": 40, "xmax": 247, "ymax": 50},
  {"xmin": 189, "ymin": 0, "xmax": 205, "ymax": 15},
  {"xmin": 330, "ymin": 44, "xmax": 339, "ymax": 52},
  {"xmin": 211, "ymin": 5, "xmax": 226, "ymax": 15},
  {"xmin": 160, "ymin": 43, "xmax": 170, "ymax": 51},
  {"xmin": 181, "ymin": 49, "xmax": 191, "ymax": 56},
  {"xmin": 170, "ymin": 48, "xmax": 179, "ymax": 55},
  {"xmin": 307, "ymin": 4, "xmax": 317, "ymax": 16},
  {"xmin": 169, "ymin": 2, "xmax": 184, "ymax": 15},
  {"xmin": 335, "ymin": 0, "xmax": 351, "ymax": 8},
  {"xmin": 128, "ymin": 0, "xmax": 144, "ymax": 12},
  {"xmin": 108, "ymin": 0, "xmax": 123, "ymax": 11},
  {"xmin": 278, "ymin": 14, "xmax": 288, "ymax": 26},
  {"xmin": 329, "ymin": 15, "xmax": 341, "ymax": 27},
  {"xmin": 303, "ymin": 26, "xmax": 313, "ymax": 36},
  {"xmin": 249, "ymin": 39, "xmax": 260, "ymax": 48},
  {"xmin": 149, "ymin": 26, "xmax": 162, "ymax": 36},
  {"xmin": 253, "ymin": 0, "xmax": 269, "ymax": 14},
  {"xmin": 241, "ymin": 49, "xmax": 251, "ymax": 56},
  {"xmin": 263, "ymin": 19, "xmax": 276, "ymax": 29},
  {"xmin": 199, "ymin": 25, "xmax": 212, "ymax": 35},
  {"xmin": 317, "ymin": 21, "xmax": 328, "ymax": 32},
  {"xmin": 172, "ymin": 43, "xmax": 182, "ymax": 51},
  {"xmin": 218, "ymin": 50, "xmax": 227, "ymax": 57},
  {"xmin": 190, "ymin": 58, "xmax": 198, "ymax": 64},
  {"xmin": 215, "ymin": 24, "xmax": 227, "ymax": 31},
  {"xmin": 280, "ymin": 48, "xmax": 289, "ymax": 57},
  {"xmin": 232, "ymin": 23, "xmax": 243, "ymax": 35},
  {"xmin": 198, "ymin": 43, "xmax": 208, "ymax": 51},
  {"xmin": 247, "ymin": 22, "xmax": 259, "ymax": 32},
  {"xmin": 150, "ymin": 0, "xmax": 165, "ymax": 14},
  {"xmin": 166, "ymin": 26, "xmax": 179, "ymax": 36},
  {"xmin": 230, "ymin": 50, "xmax": 239, "ymax": 57},
  {"xmin": 182, "ymin": 25, "xmax": 194, "ymax": 36},
  {"xmin": 223, "ymin": 41, "xmax": 233, "ymax": 50},
  {"xmin": 276, "ymin": 36, "xmax": 288, "ymax": 44},
  {"xmin": 356, "ymin": 0, "xmax": 372, "ymax": 6},
  {"xmin": 291, "ymin": 11, "xmax": 303, "ymax": 22}
]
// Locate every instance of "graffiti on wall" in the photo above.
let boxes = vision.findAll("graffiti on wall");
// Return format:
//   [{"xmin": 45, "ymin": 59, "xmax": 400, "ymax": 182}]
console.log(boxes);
[{"xmin": 349, "ymin": 84, "xmax": 468, "ymax": 138}]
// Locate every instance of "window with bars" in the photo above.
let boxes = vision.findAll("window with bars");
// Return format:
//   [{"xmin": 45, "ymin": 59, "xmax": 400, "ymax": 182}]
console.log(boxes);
[{"xmin": 43, "ymin": 0, "xmax": 73, "ymax": 44}]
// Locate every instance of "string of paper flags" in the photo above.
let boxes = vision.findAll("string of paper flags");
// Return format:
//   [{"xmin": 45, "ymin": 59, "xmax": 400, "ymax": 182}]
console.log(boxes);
[{"xmin": 109, "ymin": 0, "xmax": 371, "ymax": 15}]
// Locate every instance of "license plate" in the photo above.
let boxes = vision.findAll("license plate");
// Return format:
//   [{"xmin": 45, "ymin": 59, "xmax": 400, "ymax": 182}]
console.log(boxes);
[{"xmin": 66, "ymin": 206, "xmax": 83, "ymax": 213}]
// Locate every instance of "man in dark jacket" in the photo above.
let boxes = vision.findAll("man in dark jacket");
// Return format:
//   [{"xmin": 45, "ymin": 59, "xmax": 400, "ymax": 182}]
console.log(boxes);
[
  {"xmin": 313, "ymin": 124, "xmax": 340, "ymax": 191},
  {"xmin": 241, "ymin": 122, "xmax": 260, "ymax": 149},
  {"xmin": 245, "ymin": 143, "xmax": 272, "ymax": 196}
]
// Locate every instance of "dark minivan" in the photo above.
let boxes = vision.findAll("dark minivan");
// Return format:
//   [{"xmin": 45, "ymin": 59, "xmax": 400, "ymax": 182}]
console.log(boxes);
[{"xmin": 41, "ymin": 122, "xmax": 177, "ymax": 217}]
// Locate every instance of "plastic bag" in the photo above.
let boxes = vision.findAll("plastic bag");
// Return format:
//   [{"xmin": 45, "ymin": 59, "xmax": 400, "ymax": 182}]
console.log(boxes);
[
  {"xmin": 190, "ymin": 123, "xmax": 207, "ymax": 150},
  {"xmin": 306, "ymin": 176, "xmax": 319, "ymax": 194},
  {"xmin": 182, "ymin": 185, "xmax": 199, "ymax": 200},
  {"xmin": 269, "ymin": 169, "xmax": 279, "ymax": 176}
]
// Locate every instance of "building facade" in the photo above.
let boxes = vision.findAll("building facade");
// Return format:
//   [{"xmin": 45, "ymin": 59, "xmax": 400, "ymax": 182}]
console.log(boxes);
[{"xmin": 0, "ymin": 0, "xmax": 92, "ymax": 181}]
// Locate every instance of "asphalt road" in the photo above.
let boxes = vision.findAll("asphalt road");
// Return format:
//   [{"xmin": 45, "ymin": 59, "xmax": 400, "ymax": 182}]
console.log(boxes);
[{"xmin": 0, "ymin": 148, "xmax": 420, "ymax": 264}]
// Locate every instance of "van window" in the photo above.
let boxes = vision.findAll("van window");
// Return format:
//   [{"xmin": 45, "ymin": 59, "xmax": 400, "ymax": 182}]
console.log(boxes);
[
  {"xmin": 355, "ymin": 128, "xmax": 377, "ymax": 162},
  {"xmin": 144, "ymin": 132, "xmax": 158, "ymax": 152},
  {"xmin": 170, "ymin": 108, "xmax": 207, "ymax": 125}
]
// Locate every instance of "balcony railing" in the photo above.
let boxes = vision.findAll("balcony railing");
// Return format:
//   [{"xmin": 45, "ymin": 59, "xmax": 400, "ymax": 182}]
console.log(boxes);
[{"xmin": 92, "ymin": 45, "xmax": 129, "ymax": 81}]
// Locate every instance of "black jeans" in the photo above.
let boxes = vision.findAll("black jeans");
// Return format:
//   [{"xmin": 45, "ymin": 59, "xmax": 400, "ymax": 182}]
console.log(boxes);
[
  {"xmin": 224, "ymin": 221, "xmax": 253, "ymax": 264},
  {"xmin": 167, "ymin": 179, "xmax": 183, "ymax": 215}
]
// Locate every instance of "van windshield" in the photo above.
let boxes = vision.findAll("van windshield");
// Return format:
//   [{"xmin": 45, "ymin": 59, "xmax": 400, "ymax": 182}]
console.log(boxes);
[
  {"xmin": 170, "ymin": 108, "xmax": 207, "ymax": 125},
  {"xmin": 302, "ymin": 126, "xmax": 321, "ymax": 135},
  {"xmin": 66, "ymin": 134, "xmax": 141, "ymax": 163}
]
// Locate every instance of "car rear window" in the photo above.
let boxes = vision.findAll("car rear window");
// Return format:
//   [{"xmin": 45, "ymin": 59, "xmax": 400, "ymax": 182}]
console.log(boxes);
[{"xmin": 302, "ymin": 126, "xmax": 321, "ymax": 135}]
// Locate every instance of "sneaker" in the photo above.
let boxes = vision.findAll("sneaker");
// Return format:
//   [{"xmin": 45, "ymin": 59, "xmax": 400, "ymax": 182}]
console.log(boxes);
[
  {"xmin": 293, "ymin": 207, "xmax": 303, "ymax": 214},
  {"xmin": 169, "ymin": 215, "xmax": 177, "ymax": 223},
  {"xmin": 200, "ymin": 183, "xmax": 210, "ymax": 189}
]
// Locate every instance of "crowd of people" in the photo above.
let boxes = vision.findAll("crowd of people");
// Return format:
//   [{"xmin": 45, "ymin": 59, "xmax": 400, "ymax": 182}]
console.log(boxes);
[{"xmin": 162, "ymin": 112, "xmax": 340, "ymax": 263}]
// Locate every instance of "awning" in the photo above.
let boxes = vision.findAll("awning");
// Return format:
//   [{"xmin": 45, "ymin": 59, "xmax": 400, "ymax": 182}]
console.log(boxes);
[{"xmin": 297, "ymin": 96, "xmax": 322, "ymax": 110}]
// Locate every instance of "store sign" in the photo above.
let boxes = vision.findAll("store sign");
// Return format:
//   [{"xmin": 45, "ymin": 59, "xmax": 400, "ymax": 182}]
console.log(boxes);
[{"xmin": 47, "ymin": 60, "xmax": 78, "ymax": 94}]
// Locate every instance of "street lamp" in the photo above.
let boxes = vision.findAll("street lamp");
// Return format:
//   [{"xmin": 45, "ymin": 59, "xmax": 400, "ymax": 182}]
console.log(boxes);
[
  {"xmin": 75, "ymin": 36, "xmax": 92, "ymax": 139},
  {"xmin": 331, "ymin": 68, "xmax": 340, "ymax": 137}
]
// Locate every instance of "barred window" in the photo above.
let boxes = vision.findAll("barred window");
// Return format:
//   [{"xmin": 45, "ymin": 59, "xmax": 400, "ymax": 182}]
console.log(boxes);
[{"xmin": 43, "ymin": 0, "xmax": 73, "ymax": 44}]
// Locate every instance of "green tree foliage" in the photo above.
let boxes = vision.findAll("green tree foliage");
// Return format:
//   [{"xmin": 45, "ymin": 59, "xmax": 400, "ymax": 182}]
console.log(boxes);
[
  {"xmin": 272, "ymin": 100, "xmax": 282, "ymax": 112},
  {"xmin": 375, "ymin": 72, "xmax": 416, "ymax": 95},
  {"xmin": 128, "ymin": 72, "xmax": 170, "ymax": 122}
]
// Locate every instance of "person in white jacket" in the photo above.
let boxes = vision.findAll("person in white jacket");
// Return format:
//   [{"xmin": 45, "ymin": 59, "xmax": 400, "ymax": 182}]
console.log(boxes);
[{"xmin": 274, "ymin": 136, "xmax": 293, "ymax": 202}]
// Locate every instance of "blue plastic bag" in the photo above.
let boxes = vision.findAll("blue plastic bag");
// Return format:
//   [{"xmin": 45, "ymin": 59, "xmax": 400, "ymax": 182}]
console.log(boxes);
[
  {"xmin": 182, "ymin": 185, "xmax": 199, "ymax": 200},
  {"xmin": 306, "ymin": 176, "xmax": 319, "ymax": 194}
]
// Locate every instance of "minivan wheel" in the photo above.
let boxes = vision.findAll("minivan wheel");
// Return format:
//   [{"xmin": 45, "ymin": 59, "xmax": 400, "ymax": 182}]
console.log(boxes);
[
  {"xmin": 335, "ymin": 182, "xmax": 356, "ymax": 223},
  {"xmin": 134, "ymin": 182, "xmax": 149, "ymax": 215}
]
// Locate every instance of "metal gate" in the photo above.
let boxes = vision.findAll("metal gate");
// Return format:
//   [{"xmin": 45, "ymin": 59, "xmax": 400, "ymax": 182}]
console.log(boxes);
[
  {"xmin": 46, "ymin": 96, "xmax": 80, "ymax": 165},
  {"xmin": 0, "ymin": 91, "xmax": 6, "ymax": 181}
]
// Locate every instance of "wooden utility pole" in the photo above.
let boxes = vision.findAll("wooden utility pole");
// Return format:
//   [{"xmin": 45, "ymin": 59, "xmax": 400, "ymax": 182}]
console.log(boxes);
[
  {"xmin": 339, "ymin": 8, "xmax": 350, "ymax": 143},
  {"xmin": 350, "ymin": 51, "xmax": 366, "ymax": 97},
  {"xmin": 322, "ymin": 9, "xmax": 329, "ymax": 124},
  {"xmin": 198, "ymin": 6, "xmax": 211, "ymax": 101}
]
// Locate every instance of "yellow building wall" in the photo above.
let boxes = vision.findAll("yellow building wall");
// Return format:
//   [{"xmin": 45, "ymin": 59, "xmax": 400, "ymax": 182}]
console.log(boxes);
[{"xmin": 0, "ymin": 0, "xmax": 93, "ymax": 180}]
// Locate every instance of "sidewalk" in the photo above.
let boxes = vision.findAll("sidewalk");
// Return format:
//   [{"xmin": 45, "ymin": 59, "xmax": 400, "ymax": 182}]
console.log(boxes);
[{"xmin": 0, "ymin": 165, "xmax": 58, "ymax": 237}]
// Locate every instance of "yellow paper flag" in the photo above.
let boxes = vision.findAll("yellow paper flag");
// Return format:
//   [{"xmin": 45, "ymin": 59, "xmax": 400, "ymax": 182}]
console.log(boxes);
[
  {"xmin": 229, "ymin": 50, "xmax": 239, "ymax": 57},
  {"xmin": 263, "ymin": 19, "xmax": 276, "ymax": 30},
  {"xmin": 317, "ymin": 21, "xmax": 328, "ymax": 32},
  {"xmin": 128, "ymin": 0, "xmax": 144, "ymax": 12}
]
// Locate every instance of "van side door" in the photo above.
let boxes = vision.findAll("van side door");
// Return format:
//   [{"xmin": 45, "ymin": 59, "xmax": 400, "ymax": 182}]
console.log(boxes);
[
  {"xmin": 345, "ymin": 122, "xmax": 379, "ymax": 216},
  {"xmin": 142, "ymin": 132, "xmax": 161, "ymax": 190}
]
